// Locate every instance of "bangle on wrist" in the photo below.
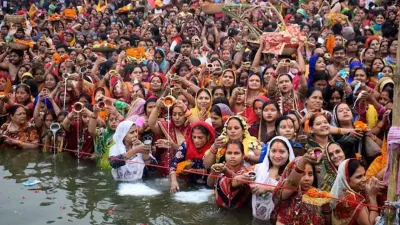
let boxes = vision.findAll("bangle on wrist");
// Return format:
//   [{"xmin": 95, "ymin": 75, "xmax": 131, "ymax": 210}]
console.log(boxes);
[
  {"xmin": 295, "ymin": 163, "xmax": 305, "ymax": 174},
  {"xmin": 338, "ymin": 127, "xmax": 342, "ymax": 135}
]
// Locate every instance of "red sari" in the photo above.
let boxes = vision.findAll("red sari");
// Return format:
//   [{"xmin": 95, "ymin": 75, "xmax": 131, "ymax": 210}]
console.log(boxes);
[{"xmin": 156, "ymin": 120, "xmax": 190, "ymax": 176}]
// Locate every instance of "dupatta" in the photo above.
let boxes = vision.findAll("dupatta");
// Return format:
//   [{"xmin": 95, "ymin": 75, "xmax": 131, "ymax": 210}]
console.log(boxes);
[
  {"xmin": 318, "ymin": 142, "xmax": 339, "ymax": 191},
  {"xmin": 331, "ymin": 159, "xmax": 366, "ymax": 225}
]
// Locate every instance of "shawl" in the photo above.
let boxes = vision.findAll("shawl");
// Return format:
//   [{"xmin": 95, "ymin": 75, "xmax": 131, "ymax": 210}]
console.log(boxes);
[
  {"xmin": 318, "ymin": 142, "xmax": 339, "ymax": 191},
  {"xmin": 185, "ymin": 121, "xmax": 216, "ymax": 160},
  {"xmin": 157, "ymin": 120, "xmax": 190, "ymax": 146},
  {"xmin": 190, "ymin": 88, "xmax": 212, "ymax": 120},
  {"xmin": 252, "ymin": 136, "xmax": 295, "ymax": 221},
  {"xmin": 213, "ymin": 103, "xmax": 234, "ymax": 136},
  {"xmin": 331, "ymin": 159, "xmax": 366, "ymax": 225},
  {"xmin": 374, "ymin": 77, "xmax": 394, "ymax": 93},
  {"xmin": 109, "ymin": 120, "xmax": 146, "ymax": 181},
  {"xmin": 126, "ymin": 98, "xmax": 146, "ymax": 120},
  {"xmin": 307, "ymin": 54, "xmax": 319, "ymax": 88}
]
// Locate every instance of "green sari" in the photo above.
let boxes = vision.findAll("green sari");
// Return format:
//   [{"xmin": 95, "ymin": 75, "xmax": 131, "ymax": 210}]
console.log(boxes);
[{"xmin": 94, "ymin": 126, "xmax": 115, "ymax": 170}]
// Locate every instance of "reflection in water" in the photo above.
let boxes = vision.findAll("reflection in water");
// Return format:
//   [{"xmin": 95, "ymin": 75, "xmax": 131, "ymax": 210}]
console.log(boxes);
[{"xmin": 0, "ymin": 149, "xmax": 252, "ymax": 225}]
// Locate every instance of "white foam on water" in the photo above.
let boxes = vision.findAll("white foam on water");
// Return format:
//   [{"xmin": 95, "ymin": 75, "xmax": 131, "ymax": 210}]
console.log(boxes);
[
  {"xmin": 173, "ymin": 189, "xmax": 212, "ymax": 204},
  {"xmin": 117, "ymin": 183, "xmax": 161, "ymax": 196}
]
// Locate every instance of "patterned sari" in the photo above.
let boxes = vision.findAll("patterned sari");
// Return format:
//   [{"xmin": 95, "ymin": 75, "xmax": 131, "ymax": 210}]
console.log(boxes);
[
  {"xmin": 318, "ymin": 142, "xmax": 339, "ymax": 191},
  {"xmin": 331, "ymin": 159, "xmax": 366, "ymax": 225},
  {"xmin": 272, "ymin": 158, "xmax": 325, "ymax": 225}
]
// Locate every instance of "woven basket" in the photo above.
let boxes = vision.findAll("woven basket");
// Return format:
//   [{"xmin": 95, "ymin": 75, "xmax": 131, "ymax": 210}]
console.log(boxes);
[
  {"xmin": 202, "ymin": 4, "xmax": 223, "ymax": 14},
  {"xmin": 5, "ymin": 14, "xmax": 25, "ymax": 23},
  {"xmin": 8, "ymin": 42, "xmax": 30, "ymax": 50}
]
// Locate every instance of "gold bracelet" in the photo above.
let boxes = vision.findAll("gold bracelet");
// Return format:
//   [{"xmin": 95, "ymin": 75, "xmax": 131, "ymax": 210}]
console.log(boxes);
[{"xmin": 338, "ymin": 128, "xmax": 342, "ymax": 135}]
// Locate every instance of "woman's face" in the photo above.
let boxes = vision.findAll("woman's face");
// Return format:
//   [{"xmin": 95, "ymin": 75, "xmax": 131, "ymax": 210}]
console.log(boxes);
[
  {"xmin": 222, "ymin": 39, "xmax": 230, "ymax": 50},
  {"xmin": 59, "ymin": 92, "xmax": 70, "ymax": 104},
  {"xmin": 389, "ymin": 40, "xmax": 398, "ymax": 54},
  {"xmin": 248, "ymin": 75, "xmax": 261, "ymax": 90},
  {"xmin": 11, "ymin": 107, "xmax": 27, "ymax": 125},
  {"xmin": 379, "ymin": 91, "xmax": 390, "ymax": 105},
  {"xmin": 370, "ymin": 40, "xmax": 379, "ymax": 52},
  {"xmin": 150, "ymin": 77, "xmax": 162, "ymax": 91},
  {"xmin": 192, "ymin": 128, "xmax": 208, "ymax": 149},
  {"xmin": 315, "ymin": 57, "xmax": 326, "ymax": 71},
  {"xmin": 364, "ymin": 48, "xmax": 375, "ymax": 61},
  {"xmin": 269, "ymin": 141, "xmax": 289, "ymax": 167},
  {"xmin": 226, "ymin": 118, "xmax": 244, "ymax": 141},
  {"xmin": 327, "ymin": 143, "xmax": 345, "ymax": 167},
  {"xmin": 108, "ymin": 114, "xmax": 120, "ymax": 131},
  {"xmin": 277, "ymin": 75, "xmax": 293, "ymax": 93},
  {"xmin": 375, "ymin": 14, "xmax": 385, "ymax": 24},
  {"xmin": 225, "ymin": 143, "xmax": 244, "ymax": 167},
  {"xmin": 197, "ymin": 91, "xmax": 211, "ymax": 109},
  {"xmin": 123, "ymin": 125, "xmax": 138, "ymax": 146},
  {"xmin": 334, "ymin": 35, "xmax": 344, "ymax": 46},
  {"xmin": 314, "ymin": 80, "xmax": 327, "ymax": 90},
  {"xmin": 131, "ymin": 85, "xmax": 144, "ymax": 100},
  {"xmin": 354, "ymin": 69, "xmax": 368, "ymax": 84},
  {"xmin": 349, "ymin": 165, "xmax": 367, "ymax": 192},
  {"xmin": 0, "ymin": 78, "xmax": 7, "ymax": 91},
  {"xmin": 210, "ymin": 111, "xmax": 223, "ymax": 129},
  {"xmin": 45, "ymin": 75, "xmax": 57, "ymax": 89},
  {"xmin": 132, "ymin": 67, "xmax": 143, "ymax": 81},
  {"xmin": 236, "ymin": 91, "xmax": 245, "ymax": 104},
  {"xmin": 16, "ymin": 87, "xmax": 29, "ymax": 103},
  {"xmin": 277, "ymin": 119, "xmax": 295, "ymax": 140},
  {"xmin": 172, "ymin": 106, "xmax": 185, "ymax": 127},
  {"xmin": 306, "ymin": 90, "xmax": 323, "ymax": 112},
  {"xmin": 18, "ymin": 67, "xmax": 27, "ymax": 79},
  {"xmin": 178, "ymin": 66, "xmax": 190, "ymax": 77},
  {"xmin": 300, "ymin": 164, "xmax": 314, "ymax": 191},
  {"xmin": 262, "ymin": 103, "xmax": 279, "ymax": 123},
  {"xmin": 372, "ymin": 59, "xmax": 384, "ymax": 73},
  {"xmin": 264, "ymin": 68, "xmax": 275, "ymax": 84},
  {"xmin": 311, "ymin": 115, "xmax": 330, "ymax": 137},
  {"xmin": 253, "ymin": 101, "xmax": 263, "ymax": 119},
  {"xmin": 222, "ymin": 71, "xmax": 235, "ymax": 87},
  {"xmin": 382, "ymin": 67, "xmax": 393, "ymax": 77},
  {"xmin": 330, "ymin": 90, "xmax": 342, "ymax": 107},
  {"xmin": 44, "ymin": 113, "xmax": 54, "ymax": 128},
  {"xmin": 287, "ymin": 114, "xmax": 300, "ymax": 132},
  {"xmin": 213, "ymin": 89, "xmax": 225, "ymax": 99},
  {"xmin": 154, "ymin": 52, "xmax": 163, "ymax": 64},
  {"xmin": 146, "ymin": 102, "xmax": 156, "ymax": 116},
  {"xmin": 380, "ymin": 41, "xmax": 389, "ymax": 53}
]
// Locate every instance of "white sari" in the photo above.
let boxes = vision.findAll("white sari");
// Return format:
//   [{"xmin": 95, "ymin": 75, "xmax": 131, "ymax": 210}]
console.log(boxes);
[
  {"xmin": 109, "ymin": 120, "xmax": 151, "ymax": 181},
  {"xmin": 251, "ymin": 136, "xmax": 295, "ymax": 221}
]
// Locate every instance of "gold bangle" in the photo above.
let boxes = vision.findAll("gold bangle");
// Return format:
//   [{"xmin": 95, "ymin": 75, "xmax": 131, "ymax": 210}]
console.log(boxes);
[{"xmin": 338, "ymin": 128, "xmax": 342, "ymax": 135}]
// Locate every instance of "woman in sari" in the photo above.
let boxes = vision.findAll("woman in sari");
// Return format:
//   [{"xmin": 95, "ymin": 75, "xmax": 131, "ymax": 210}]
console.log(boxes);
[
  {"xmin": 190, "ymin": 88, "xmax": 212, "ymax": 121},
  {"xmin": 331, "ymin": 159, "xmax": 381, "ymax": 225},
  {"xmin": 207, "ymin": 140, "xmax": 252, "ymax": 209},
  {"xmin": 306, "ymin": 114, "xmax": 331, "ymax": 150},
  {"xmin": 209, "ymin": 103, "xmax": 234, "ymax": 137},
  {"xmin": 91, "ymin": 107, "xmax": 122, "ymax": 170},
  {"xmin": 148, "ymin": 98, "xmax": 199, "ymax": 175},
  {"xmin": 267, "ymin": 50, "xmax": 307, "ymax": 115},
  {"xmin": 217, "ymin": 69, "xmax": 236, "ymax": 100},
  {"xmin": 169, "ymin": 121, "xmax": 216, "ymax": 193},
  {"xmin": 0, "ymin": 105, "xmax": 39, "ymax": 149},
  {"xmin": 243, "ymin": 74, "xmax": 265, "ymax": 124},
  {"xmin": 203, "ymin": 116, "xmax": 261, "ymax": 168},
  {"xmin": 258, "ymin": 100, "xmax": 281, "ymax": 144},
  {"xmin": 0, "ymin": 72, "xmax": 13, "ymax": 125},
  {"xmin": 318, "ymin": 142, "xmax": 346, "ymax": 191},
  {"xmin": 251, "ymin": 136, "xmax": 295, "ymax": 223},
  {"xmin": 248, "ymin": 96, "xmax": 269, "ymax": 137},
  {"xmin": 108, "ymin": 120, "xmax": 157, "ymax": 181},
  {"xmin": 272, "ymin": 151, "xmax": 329, "ymax": 224}
]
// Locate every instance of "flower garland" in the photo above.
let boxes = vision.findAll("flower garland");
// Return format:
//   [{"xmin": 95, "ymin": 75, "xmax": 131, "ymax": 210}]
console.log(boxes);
[
  {"xmin": 126, "ymin": 47, "xmax": 150, "ymax": 63},
  {"xmin": 176, "ymin": 160, "xmax": 193, "ymax": 175},
  {"xmin": 354, "ymin": 121, "xmax": 368, "ymax": 131}
]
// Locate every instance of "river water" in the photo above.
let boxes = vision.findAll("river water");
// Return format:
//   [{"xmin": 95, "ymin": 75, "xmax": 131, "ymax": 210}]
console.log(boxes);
[{"xmin": 0, "ymin": 149, "xmax": 253, "ymax": 225}]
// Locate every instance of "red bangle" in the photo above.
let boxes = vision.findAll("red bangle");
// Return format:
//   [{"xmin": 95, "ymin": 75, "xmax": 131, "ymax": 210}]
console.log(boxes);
[
  {"xmin": 295, "ymin": 164, "xmax": 305, "ymax": 174},
  {"xmin": 297, "ymin": 71, "xmax": 304, "ymax": 76},
  {"xmin": 272, "ymin": 73, "xmax": 278, "ymax": 79}
]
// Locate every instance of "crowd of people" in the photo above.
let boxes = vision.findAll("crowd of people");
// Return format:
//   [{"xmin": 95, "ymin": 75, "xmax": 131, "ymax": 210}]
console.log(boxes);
[{"xmin": 0, "ymin": 0, "xmax": 399, "ymax": 224}]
